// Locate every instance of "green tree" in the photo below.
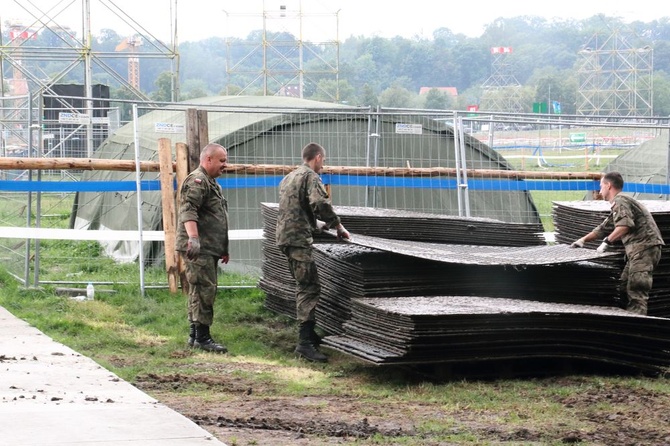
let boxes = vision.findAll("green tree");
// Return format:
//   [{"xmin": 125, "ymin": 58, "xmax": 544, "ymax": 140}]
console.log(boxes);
[
  {"xmin": 423, "ymin": 88, "xmax": 452, "ymax": 110},
  {"xmin": 220, "ymin": 84, "xmax": 242, "ymax": 95},
  {"xmin": 109, "ymin": 87, "xmax": 136, "ymax": 122},
  {"xmin": 652, "ymin": 71, "xmax": 670, "ymax": 116},
  {"xmin": 309, "ymin": 79, "xmax": 355, "ymax": 104},
  {"xmin": 358, "ymin": 84, "xmax": 378, "ymax": 107},
  {"xmin": 180, "ymin": 79, "xmax": 211, "ymax": 100},
  {"xmin": 531, "ymin": 68, "xmax": 578, "ymax": 115},
  {"xmin": 150, "ymin": 71, "xmax": 176, "ymax": 102},
  {"xmin": 379, "ymin": 84, "xmax": 415, "ymax": 108}
]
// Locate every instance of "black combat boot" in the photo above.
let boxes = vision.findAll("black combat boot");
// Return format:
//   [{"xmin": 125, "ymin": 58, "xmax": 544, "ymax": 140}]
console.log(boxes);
[
  {"xmin": 193, "ymin": 323, "xmax": 228, "ymax": 353},
  {"xmin": 295, "ymin": 321, "xmax": 327, "ymax": 362},
  {"xmin": 309, "ymin": 323, "xmax": 322, "ymax": 346},
  {"xmin": 187, "ymin": 322, "xmax": 196, "ymax": 347}
]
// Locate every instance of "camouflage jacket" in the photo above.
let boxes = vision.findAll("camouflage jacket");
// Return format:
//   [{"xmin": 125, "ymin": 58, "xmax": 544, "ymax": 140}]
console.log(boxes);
[
  {"xmin": 176, "ymin": 166, "xmax": 229, "ymax": 257},
  {"xmin": 276, "ymin": 163, "xmax": 341, "ymax": 248},
  {"xmin": 595, "ymin": 193, "xmax": 664, "ymax": 257}
]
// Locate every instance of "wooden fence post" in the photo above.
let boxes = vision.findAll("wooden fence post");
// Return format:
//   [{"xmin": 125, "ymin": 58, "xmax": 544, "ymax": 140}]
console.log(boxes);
[
  {"xmin": 158, "ymin": 138, "xmax": 179, "ymax": 293},
  {"xmin": 185, "ymin": 108, "xmax": 209, "ymax": 172}
]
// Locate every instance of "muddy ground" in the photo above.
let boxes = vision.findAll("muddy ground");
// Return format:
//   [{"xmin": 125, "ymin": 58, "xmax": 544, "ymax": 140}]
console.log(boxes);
[{"xmin": 132, "ymin": 359, "xmax": 670, "ymax": 446}]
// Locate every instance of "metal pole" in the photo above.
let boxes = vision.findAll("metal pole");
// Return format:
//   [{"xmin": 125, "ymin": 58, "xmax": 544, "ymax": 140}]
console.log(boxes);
[
  {"xmin": 83, "ymin": 0, "xmax": 94, "ymax": 157},
  {"xmin": 371, "ymin": 106, "xmax": 381, "ymax": 207},
  {"xmin": 171, "ymin": 0, "xmax": 180, "ymax": 101},
  {"xmin": 262, "ymin": 0, "xmax": 268, "ymax": 96},
  {"xmin": 364, "ymin": 110, "xmax": 371, "ymax": 207},
  {"xmin": 452, "ymin": 113, "xmax": 463, "ymax": 216},
  {"xmin": 298, "ymin": 0, "xmax": 304, "ymax": 98},
  {"xmin": 34, "ymin": 94, "xmax": 44, "ymax": 286},
  {"xmin": 487, "ymin": 114, "xmax": 494, "ymax": 149},
  {"xmin": 457, "ymin": 116, "xmax": 471, "ymax": 217},
  {"xmin": 132, "ymin": 104, "xmax": 146, "ymax": 297},
  {"xmin": 24, "ymin": 92, "xmax": 34, "ymax": 287},
  {"xmin": 666, "ymin": 116, "xmax": 670, "ymax": 200}
]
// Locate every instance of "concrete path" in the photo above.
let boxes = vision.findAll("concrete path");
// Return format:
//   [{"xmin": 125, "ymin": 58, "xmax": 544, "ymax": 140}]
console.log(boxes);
[{"xmin": 0, "ymin": 306, "xmax": 226, "ymax": 445}]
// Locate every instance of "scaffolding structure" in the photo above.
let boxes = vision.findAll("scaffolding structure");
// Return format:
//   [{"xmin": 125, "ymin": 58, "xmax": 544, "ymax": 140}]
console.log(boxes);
[
  {"xmin": 479, "ymin": 47, "xmax": 524, "ymax": 113},
  {"xmin": 577, "ymin": 22, "xmax": 653, "ymax": 117},
  {"xmin": 0, "ymin": 0, "xmax": 179, "ymax": 159},
  {"xmin": 223, "ymin": 0, "xmax": 340, "ymax": 101}
]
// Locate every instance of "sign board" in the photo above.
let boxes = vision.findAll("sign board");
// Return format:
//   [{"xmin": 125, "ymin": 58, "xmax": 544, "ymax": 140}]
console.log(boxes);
[
  {"xmin": 43, "ymin": 134, "xmax": 55, "ymax": 140},
  {"xmin": 92, "ymin": 116, "xmax": 110, "ymax": 125},
  {"xmin": 154, "ymin": 122, "xmax": 185, "ymax": 134},
  {"xmin": 395, "ymin": 123, "xmax": 423, "ymax": 135},
  {"xmin": 532, "ymin": 102, "xmax": 548, "ymax": 114},
  {"xmin": 569, "ymin": 133, "xmax": 586, "ymax": 143},
  {"xmin": 58, "ymin": 112, "xmax": 90, "ymax": 124}
]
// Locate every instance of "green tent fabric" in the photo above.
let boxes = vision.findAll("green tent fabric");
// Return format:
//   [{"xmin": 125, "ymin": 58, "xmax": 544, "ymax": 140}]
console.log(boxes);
[
  {"xmin": 71, "ymin": 96, "xmax": 541, "ymax": 268},
  {"xmin": 602, "ymin": 130, "xmax": 670, "ymax": 199}
]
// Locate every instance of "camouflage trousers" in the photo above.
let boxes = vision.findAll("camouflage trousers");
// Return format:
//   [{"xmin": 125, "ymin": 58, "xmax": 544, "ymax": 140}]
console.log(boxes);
[
  {"xmin": 182, "ymin": 253, "xmax": 219, "ymax": 326},
  {"xmin": 621, "ymin": 245, "xmax": 662, "ymax": 315},
  {"xmin": 281, "ymin": 246, "xmax": 321, "ymax": 322}
]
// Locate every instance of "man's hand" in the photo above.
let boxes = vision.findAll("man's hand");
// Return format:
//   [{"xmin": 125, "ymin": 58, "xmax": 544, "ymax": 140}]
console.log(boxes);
[
  {"xmin": 221, "ymin": 253, "xmax": 230, "ymax": 264},
  {"xmin": 570, "ymin": 238, "xmax": 585, "ymax": 248},
  {"xmin": 597, "ymin": 238, "xmax": 612, "ymax": 254},
  {"xmin": 186, "ymin": 236, "xmax": 200, "ymax": 260},
  {"xmin": 336, "ymin": 224, "xmax": 351, "ymax": 240}
]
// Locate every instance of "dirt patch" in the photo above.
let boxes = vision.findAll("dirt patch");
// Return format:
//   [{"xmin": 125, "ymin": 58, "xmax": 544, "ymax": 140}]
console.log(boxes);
[{"xmin": 134, "ymin": 365, "xmax": 670, "ymax": 446}]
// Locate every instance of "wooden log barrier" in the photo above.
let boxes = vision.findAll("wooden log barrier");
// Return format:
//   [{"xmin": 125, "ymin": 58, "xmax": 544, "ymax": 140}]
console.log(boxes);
[{"xmin": 0, "ymin": 157, "xmax": 604, "ymax": 181}]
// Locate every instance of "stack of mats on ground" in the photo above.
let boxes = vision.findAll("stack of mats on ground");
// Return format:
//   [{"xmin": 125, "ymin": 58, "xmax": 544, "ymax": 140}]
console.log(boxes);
[
  {"xmin": 259, "ymin": 202, "xmax": 548, "ymax": 319},
  {"xmin": 313, "ymin": 242, "xmax": 620, "ymax": 335},
  {"xmin": 553, "ymin": 200, "xmax": 670, "ymax": 317},
  {"xmin": 323, "ymin": 295, "xmax": 670, "ymax": 375},
  {"xmin": 259, "ymin": 201, "xmax": 670, "ymax": 375}
]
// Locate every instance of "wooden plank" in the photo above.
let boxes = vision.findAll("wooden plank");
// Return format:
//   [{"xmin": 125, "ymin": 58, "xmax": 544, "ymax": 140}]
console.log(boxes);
[
  {"xmin": 197, "ymin": 109, "xmax": 209, "ymax": 151},
  {"xmin": 0, "ymin": 157, "xmax": 165, "ymax": 172},
  {"xmin": 158, "ymin": 138, "xmax": 178, "ymax": 293}
]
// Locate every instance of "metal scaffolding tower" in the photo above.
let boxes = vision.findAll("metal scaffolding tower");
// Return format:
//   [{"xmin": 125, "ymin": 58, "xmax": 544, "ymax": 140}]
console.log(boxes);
[
  {"xmin": 577, "ymin": 22, "xmax": 653, "ymax": 117},
  {"xmin": 223, "ymin": 0, "xmax": 340, "ymax": 101},
  {"xmin": 0, "ymin": 0, "xmax": 179, "ymax": 157},
  {"xmin": 479, "ymin": 47, "xmax": 524, "ymax": 113}
]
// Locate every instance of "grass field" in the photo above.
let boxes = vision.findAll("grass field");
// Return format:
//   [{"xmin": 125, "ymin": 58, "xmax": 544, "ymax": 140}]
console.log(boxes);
[{"xmin": 1, "ymin": 266, "xmax": 669, "ymax": 445}]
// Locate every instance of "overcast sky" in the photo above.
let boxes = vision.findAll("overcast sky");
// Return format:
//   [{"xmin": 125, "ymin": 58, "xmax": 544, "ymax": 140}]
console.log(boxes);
[{"xmin": 1, "ymin": 0, "xmax": 665, "ymax": 43}]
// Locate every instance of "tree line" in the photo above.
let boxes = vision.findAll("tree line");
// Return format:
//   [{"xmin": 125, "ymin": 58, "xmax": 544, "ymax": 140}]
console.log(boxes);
[{"xmin": 5, "ymin": 14, "xmax": 670, "ymax": 116}]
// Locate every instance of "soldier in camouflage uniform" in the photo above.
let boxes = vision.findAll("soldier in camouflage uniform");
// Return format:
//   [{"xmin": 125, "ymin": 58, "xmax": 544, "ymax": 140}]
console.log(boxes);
[
  {"xmin": 571, "ymin": 171, "xmax": 664, "ymax": 315},
  {"xmin": 276, "ymin": 142, "xmax": 350, "ymax": 362},
  {"xmin": 176, "ymin": 143, "xmax": 230, "ymax": 353}
]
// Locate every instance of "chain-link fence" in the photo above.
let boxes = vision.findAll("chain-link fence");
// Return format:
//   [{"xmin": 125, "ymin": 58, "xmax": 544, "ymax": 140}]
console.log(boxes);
[{"xmin": 1, "ymin": 94, "xmax": 667, "ymax": 292}]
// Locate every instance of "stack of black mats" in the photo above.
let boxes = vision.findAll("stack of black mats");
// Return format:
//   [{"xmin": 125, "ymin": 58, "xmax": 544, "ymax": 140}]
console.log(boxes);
[
  {"xmin": 313, "ymin": 242, "xmax": 620, "ymax": 335},
  {"xmin": 259, "ymin": 202, "xmax": 549, "ymax": 319},
  {"xmin": 259, "ymin": 201, "xmax": 670, "ymax": 376},
  {"xmin": 323, "ymin": 295, "xmax": 670, "ymax": 375}
]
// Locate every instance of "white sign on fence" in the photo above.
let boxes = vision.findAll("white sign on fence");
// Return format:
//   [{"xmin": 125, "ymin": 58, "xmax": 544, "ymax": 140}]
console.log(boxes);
[
  {"xmin": 58, "ymin": 112, "xmax": 90, "ymax": 124},
  {"xmin": 395, "ymin": 123, "xmax": 423, "ymax": 135},
  {"xmin": 92, "ymin": 116, "xmax": 110, "ymax": 125},
  {"xmin": 154, "ymin": 122, "xmax": 185, "ymax": 134}
]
